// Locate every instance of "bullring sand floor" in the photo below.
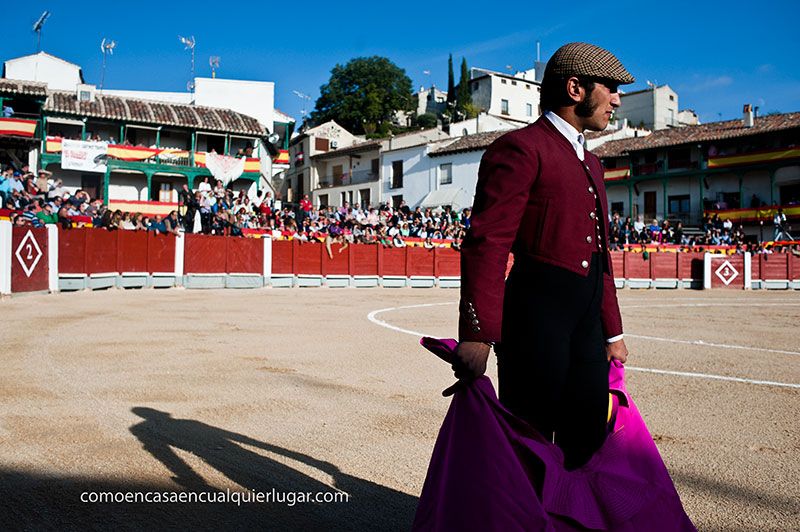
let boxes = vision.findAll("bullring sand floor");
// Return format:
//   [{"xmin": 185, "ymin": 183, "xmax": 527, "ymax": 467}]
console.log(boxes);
[{"xmin": 1, "ymin": 288, "xmax": 798, "ymax": 530}]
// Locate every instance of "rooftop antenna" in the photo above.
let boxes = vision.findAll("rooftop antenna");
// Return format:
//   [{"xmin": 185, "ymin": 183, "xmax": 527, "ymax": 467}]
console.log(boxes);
[
  {"xmin": 536, "ymin": 41, "xmax": 541, "ymax": 62},
  {"xmin": 178, "ymin": 35, "xmax": 196, "ymax": 93},
  {"xmin": 292, "ymin": 90, "xmax": 312, "ymax": 119},
  {"xmin": 99, "ymin": 38, "xmax": 117, "ymax": 91},
  {"xmin": 209, "ymin": 56, "xmax": 220, "ymax": 79},
  {"xmin": 32, "ymin": 11, "xmax": 51, "ymax": 53}
]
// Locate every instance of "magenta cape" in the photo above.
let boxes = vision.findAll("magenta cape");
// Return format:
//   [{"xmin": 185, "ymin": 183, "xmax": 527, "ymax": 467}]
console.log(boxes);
[{"xmin": 412, "ymin": 337, "xmax": 695, "ymax": 531}]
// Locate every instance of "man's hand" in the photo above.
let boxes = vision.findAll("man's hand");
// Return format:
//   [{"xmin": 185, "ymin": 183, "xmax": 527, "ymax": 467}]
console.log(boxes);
[
  {"xmin": 443, "ymin": 341, "xmax": 490, "ymax": 396},
  {"xmin": 606, "ymin": 338, "xmax": 629, "ymax": 364}
]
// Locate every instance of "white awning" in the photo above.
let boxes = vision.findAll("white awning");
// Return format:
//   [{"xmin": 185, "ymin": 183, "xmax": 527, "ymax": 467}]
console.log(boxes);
[{"xmin": 418, "ymin": 187, "xmax": 471, "ymax": 211}]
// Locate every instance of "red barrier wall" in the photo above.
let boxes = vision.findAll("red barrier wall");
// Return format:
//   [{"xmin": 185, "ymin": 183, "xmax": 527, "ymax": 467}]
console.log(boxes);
[
  {"xmin": 11, "ymin": 226, "xmax": 49, "ymax": 293},
  {"xmin": 624, "ymin": 252, "xmax": 650, "ymax": 278},
  {"xmin": 436, "ymin": 247, "xmax": 461, "ymax": 277},
  {"xmin": 85, "ymin": 229, "xmax": 118, "ymax": 274},
  {"xmin": 651, "ymin": 252, "xmax": 678, "ymax": 279},
  {"xmin": 148, "ymin": 233, "xmax": 176, "ymax": 273},
  {"xmin": 407, "ymin": 247, "xmax": 435, "ymax": 276},
  {"xmin": 58, "ymin": 228, "xmax": 87, "ymax": 273},
  {"xmin": 759, "ymin": 254, "xmax": 789, "ymax": 280},
  {"xmin": 709, "ymin": 255, "xmax": 746, "ymax": 289},
  {"xmin": 117, "ymin": 230, "xmax": 149, "ymax": 272},
  {"xmin": 610, "ymin": 251, "xmax": 624, "ymax": 279},
  {"xmin": 791, "ymin": 254, "xmax": 800, "ymax": 280},
  {"xmin": 272, "ymin": 240, "xmax": 293, "ymax": 274},
  {"xmin": 227, "ymin": 237, "xmax": 263, "ymax": 274},
  {"xmin": 677, "ymin": 252, "xmax": 704, "ymax": 280},
  {"xmin": 382, "ymin": 247, "xmax": 407, "ymax": 276},
  {"xmin": 184, "ymin": 234, "xmax": 227, "ymax": 273},
  {"xmin": 352, "ymin": 245, "xmax": 378, "ymax": 276}
]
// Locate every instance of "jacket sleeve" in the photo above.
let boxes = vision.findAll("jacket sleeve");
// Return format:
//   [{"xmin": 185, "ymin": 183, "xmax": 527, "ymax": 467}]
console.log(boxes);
[
  {"xmin": 600, "ymin": 256, "xmax": 624, "ymax": 340},
  {"xmin": 459, "ymin": 134, "xmax": 538, "ymax": 343}
]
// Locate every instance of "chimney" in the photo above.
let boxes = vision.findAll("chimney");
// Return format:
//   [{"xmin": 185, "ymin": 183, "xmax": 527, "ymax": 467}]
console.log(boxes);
[{"xmin": 743, "ymin": 104, "xmax": 754, "ymax": 128}]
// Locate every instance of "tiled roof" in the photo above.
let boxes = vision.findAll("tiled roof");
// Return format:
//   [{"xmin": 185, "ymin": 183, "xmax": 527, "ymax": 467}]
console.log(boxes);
[
  {"xmin": 0, "ymin": 79, "xmax": 48, "ymax": 97},
  {"xmin": 311, "ymin": 139, "xmax": 382, "ymax": 159},
  {"xmin": 429, "ymin": 130, "xmax": 507, "ymax": 157},
  {"xmin": 592, "ymin": 112, "xmax": 800, "ymax": 158},
  {"xmin": 43, "ymin": 90, "xmax": 265, "ymax": 137}
]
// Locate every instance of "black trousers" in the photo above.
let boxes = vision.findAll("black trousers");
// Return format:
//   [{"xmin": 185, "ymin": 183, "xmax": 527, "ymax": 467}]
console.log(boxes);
[{"xmin": 497, "ymin": 253, "xmax": 609, "ymax": 470}]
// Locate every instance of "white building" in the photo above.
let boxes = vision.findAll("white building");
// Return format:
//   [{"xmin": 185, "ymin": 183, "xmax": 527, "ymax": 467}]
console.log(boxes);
[
  {"xmin": 585, "ymin": 119, "xmax": 651, "ymax": 151},
  {"xmin": 382, "ymin": 130, "xmax": 507, "ymax": 211},
  {"xmin": 469, "ymin": 67, "xmax": 541, "ymax": 123},
  {"xmin": 448, "ymin": 112, "xmax": 521, "ymax": 137},
  {"xmin": 309, "ymin": 127, "xmax": 450, "ymax": 208},
  {"xmin": 3, "ymin": 52, "xmax": 84, "ymax": 91},
  {"xmin": 615, "ymin": 84, "xmax": 691, "ymax": 130}
]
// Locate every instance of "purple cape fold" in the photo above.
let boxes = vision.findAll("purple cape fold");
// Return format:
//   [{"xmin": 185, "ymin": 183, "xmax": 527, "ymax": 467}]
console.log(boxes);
[{"xmin": 412, "ymin": 337, "xmax": 695, "ymax": 532}]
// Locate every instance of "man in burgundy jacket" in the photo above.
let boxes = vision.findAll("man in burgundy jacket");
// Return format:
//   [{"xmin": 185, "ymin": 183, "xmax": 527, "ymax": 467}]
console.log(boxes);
[{"xmin": 451, "ymin": 43, "xmax": 633, "ymax": 469}]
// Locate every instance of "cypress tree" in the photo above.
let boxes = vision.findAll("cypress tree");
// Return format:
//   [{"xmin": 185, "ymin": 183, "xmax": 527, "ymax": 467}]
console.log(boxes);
[
  {"xmin": 446, "ymin": 54, "xmax": 455, "ymax": 106},
  {"xmin": 456, "ymin": 57, "xmax": 471, "ymax": 115}
]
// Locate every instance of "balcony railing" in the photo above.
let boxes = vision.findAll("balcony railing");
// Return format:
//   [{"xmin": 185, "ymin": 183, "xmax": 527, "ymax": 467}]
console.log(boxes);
[
  {"xmin": 317, "ymin": 169, "xmax": 379, "ymax": 188},
  {"xmin": 44, "ymin": 136, "xmax": 261, "ymax": 173}
]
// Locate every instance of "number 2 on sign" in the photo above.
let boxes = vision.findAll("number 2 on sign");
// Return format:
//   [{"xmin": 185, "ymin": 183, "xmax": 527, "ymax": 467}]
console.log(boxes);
[{"xmin": 26, "ymin": 244, "xmax": 33, "ymax": 260}]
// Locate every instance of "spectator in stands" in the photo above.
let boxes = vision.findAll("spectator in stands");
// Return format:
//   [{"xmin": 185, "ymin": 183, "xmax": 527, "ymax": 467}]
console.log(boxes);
[
  {"xmin": 164, "ymin": 211, "xmax": 181, "ymax": 235},
  {"xmin": 149, "ymin": 215, "xmax": 166, "ymax": 234},
  {"xmin": 37, "ymin": 203, "xmax": 58, "ymax": 225},
  {"xmin": 198, "ymin": 176, "xmax": 212, "ymax": 193}
]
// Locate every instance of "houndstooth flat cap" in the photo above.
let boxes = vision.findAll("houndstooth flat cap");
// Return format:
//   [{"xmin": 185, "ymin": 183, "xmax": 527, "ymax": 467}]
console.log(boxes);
[{"xmin": 544, "ymin": 42, "xmax": 635, "ymax": 85}]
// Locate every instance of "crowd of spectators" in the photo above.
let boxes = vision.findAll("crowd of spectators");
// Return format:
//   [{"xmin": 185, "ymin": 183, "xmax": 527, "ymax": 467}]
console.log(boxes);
[{"xmin": 2, "ymin": 164, "xmax": 796, "ymax": 256}]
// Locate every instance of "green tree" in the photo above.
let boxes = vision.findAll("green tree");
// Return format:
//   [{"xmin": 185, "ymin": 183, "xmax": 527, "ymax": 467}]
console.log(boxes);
[
  {"xmin": 455, "ymin": 57, "xmax": 472, "ymax": 119},
  {"xmin": 310, "ymin": 56, "xmax": 414, "ymax": 135},
  {"xmin": 417, "ymin": 112, "xmax": 438, "ymax": 128},
  {"xmin": 446, "ymin": 54, "xmax": 455, "ymax": 107}
]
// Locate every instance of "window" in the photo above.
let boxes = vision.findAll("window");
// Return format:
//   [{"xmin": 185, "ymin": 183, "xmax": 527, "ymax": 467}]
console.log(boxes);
[
  {"xmin": 525, "ymin": 84, "xmax": 530, "ymax": 90},
  {"xmin": 392, "ymin": 195, "xmax": 403, "ymax": 209},
  {"xmin": 668, "ymin": 195, "xmax": 690, "ymax": 214},
  {"xmin": 359, "ymin": 188, "xmax": 371, "ymax": 207},
  {"xmin": 526, "ymin": 103, "xmax": 533, "ymax": 117},
  {"xmin": 340, "ymin": 192, "xmax": 347, "ymax": 206},
  {"xmin": 333, "ymin": 164, "xmax": 344, "ymax": 186},
  {"xmin": 440, "ymin": 163, "xmax": 452, "ymax": 185},
  {"xmin": 669, "ymin": 94, "xmax": 675, "ymax": 101},
  {"xmin": 501, "ymin": 79, "xmax": 507, "ymax": 84},
  {"xmin": 472, "ymin": 82, "xmax": 479, "ymax": 92},
  {"xmin": 391, "ymin": 161, "xmax": 403, "ymax": 189},
  {"xmin": 501, "ymin": 99, "xmax": 509, "ymax": 115},
  {"xmin": 315, "ymin": 137, "xmax": 329, "ymax": 152},
  {"xmin": 371, "ymin": 158, "xmax": 379, "ymax": 175},
  {"xmin": 611, "ymin": 201, "xmax": 625, "ymax": 216},
  {"xmin": 511, "ymin": 80, "xmax": 517, "ymax": 86},
  {"xmin": 318, "ymin": 194, "xmax": 328, "ymax": 207}
]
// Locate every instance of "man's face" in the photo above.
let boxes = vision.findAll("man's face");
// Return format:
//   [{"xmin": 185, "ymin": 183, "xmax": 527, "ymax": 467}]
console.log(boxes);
[{"xmin": 575, "ymin": 80, "xmax": 621, "ymax": 131}]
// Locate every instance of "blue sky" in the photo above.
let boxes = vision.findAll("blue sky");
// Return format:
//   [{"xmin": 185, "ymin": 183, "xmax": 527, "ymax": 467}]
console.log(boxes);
[{"xmin": 4, "ymin": 1, "xmax": 799, "ymax": 127}]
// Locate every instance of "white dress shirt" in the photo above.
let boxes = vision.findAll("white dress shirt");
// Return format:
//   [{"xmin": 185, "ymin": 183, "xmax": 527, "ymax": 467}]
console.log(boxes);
[{"xmin": 543, "ymin": 112, "xmax": 623, "ymax": 345}]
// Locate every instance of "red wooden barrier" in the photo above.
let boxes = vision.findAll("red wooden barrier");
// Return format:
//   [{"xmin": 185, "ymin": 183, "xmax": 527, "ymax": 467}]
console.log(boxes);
[
  {"xmin": 382, "ymin": 247, "xmax": 406, "ymax": 276},
  {"xmin": 677, "ymin": 252, "xmax": 704, "ymax": 280},
  {"xmin": 11, "ymin": 226, "xmax": 49, "ymax": 293},
  {"xmin": 325, "ymin": 244, "xmax": 350, "ymax": 275},
  {"xmin": 610, "ymin": 251, "xmax": 625, "ymax": 279},
  {"xmin": 227, "ymin": 236, "xmax": 263, "ymax": 274},
  {"xmin": 58, "ymin": 228, "xmax": 87, "ymax": 273},
  {"xmin": 790, "ymin": 253, "xmax": 800, "ymax": 280},
  {"xmin": 296, "ymin": 241, "xmax": 322, "ymax": 275},
  {"xmin": 407, "ymin": 247, "xmax": 435, "ymax": 276},
  {"xmin": 760, "ymin": 254, "xmax": 789, "ymax": 280},
  {"xmin": 624, "ymin": 251, "xmax": 650, "ymax": 278},
  {"xmin": 271, "ymin": 240, "xmax": 293, "ymax": 274},
  {"xmin": 650, "ymin": 252, "xmax": 678, "ymax": 279},
  {"xmin": 709, "ymin": 255, "xmax": 746, "ymax": 289},
  {"xmin": 184, "ymin": 234, "xmax": 226, "ymax": 274},
  {"xmin": 436, "ymin": 247, "xmax": 461, "ymax": 277},
  {"xmin": 352, "ymin": 244, "xmax": 378, "ymax": 276},
  {"xmin": 147, "ymin": 233, "xmax": 176, "ymax": 273},
  {"xmin": 85, "ymin": 229, "xmax": 118, "ymax": 274},
  {"xmin": 117, "ymin": 230, "xmax": 149, "ymax": 272}
]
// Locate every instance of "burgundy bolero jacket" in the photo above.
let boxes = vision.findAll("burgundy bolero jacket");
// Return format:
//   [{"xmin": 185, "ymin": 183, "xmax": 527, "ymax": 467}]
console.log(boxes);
[{"xmin": 459, "ymin": 116, "xmax": 623, "ymax": 343}]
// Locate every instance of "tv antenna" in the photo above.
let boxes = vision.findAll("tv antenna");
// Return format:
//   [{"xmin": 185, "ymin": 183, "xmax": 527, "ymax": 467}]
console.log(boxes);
[
  {"xmin": 209, "ymin": 56, "xmax": 220, "ymax": 78},
  {"xmin": 178, "ymin": 35, "xmax": 196, "ymax": 93},
  {"xmin": 99, "ymin": 38, "xmax": 117, "ymax": 91},
  {"xmin": 292, "ymin": 90, "xmax": 312, "ymax": 118},
  {"xmin": 32, "ymin": 11, "xmax": 51, "ymax": 53}
]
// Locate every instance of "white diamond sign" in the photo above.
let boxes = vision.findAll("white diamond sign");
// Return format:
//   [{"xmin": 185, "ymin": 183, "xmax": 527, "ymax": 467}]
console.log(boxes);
[
  {"xmin": 15, "ymin": 230, "xmax": 43, "ymax": 278},
  {"xmin": 714, "ymin": 260, "xmax": 739, "ymax": 286}
]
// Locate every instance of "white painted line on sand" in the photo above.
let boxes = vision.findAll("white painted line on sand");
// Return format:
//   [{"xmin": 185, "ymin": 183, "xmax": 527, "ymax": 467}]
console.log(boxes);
[{"xmin": 368, "ymin": 302, "xmax": 800, "ymax": 389}]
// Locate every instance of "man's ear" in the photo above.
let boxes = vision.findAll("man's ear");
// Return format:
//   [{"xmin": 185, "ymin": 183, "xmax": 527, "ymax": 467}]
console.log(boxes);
[{"xmin": 566, "ymin": 76, "xmax": 584, "ymax": 104}]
